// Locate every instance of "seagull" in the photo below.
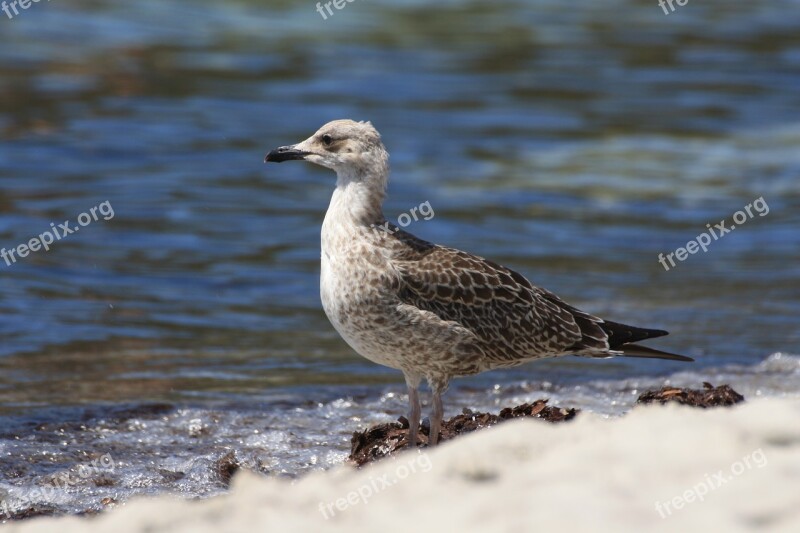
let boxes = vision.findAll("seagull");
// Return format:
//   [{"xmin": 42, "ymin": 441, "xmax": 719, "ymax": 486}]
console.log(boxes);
[{"xmin": 265, "ymin": 119, "xmax": 693, "ymax": 447}]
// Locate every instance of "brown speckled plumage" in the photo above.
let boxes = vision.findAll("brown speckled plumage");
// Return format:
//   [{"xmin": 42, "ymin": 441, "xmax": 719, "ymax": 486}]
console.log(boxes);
[{"xmin": 266, "ymin": 119, "xmax": 692, "ymax": 446}]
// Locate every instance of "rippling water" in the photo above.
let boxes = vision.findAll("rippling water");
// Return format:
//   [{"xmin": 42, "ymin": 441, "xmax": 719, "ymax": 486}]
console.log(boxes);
[{"xmin": 0, "ymin": 0, "xmax": 798, "ymax": 519}]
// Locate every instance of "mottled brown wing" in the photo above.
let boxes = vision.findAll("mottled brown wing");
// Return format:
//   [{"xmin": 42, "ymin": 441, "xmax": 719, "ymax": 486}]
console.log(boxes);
[{"xmin": 389, "ymin": 233, "xmax": 611, "ymax": 364}]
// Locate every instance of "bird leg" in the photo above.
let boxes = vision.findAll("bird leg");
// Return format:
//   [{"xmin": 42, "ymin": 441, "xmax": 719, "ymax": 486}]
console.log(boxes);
[
  {"xmin": 428, "ymin": 377, "xmax": 447, "ymax": 446},
  {"xmin": 405, "ymin": 374, "xmax": 422, "ymax": 447},
  {"xmin": 429, "ymin": 390, "xmax": 444, "ymax": 445}
]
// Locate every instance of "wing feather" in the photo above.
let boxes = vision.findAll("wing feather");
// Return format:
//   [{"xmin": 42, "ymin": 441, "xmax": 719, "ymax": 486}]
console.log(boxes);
[{"xmin": 388, "ymin": 233, "xmax": 603, "ymax": 364}]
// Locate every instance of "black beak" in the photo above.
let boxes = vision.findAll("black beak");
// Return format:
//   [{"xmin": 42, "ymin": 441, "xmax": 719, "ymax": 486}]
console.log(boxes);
[{"xmin": 264, "ymin": 145, "xmax": 310, "ymax": 163}]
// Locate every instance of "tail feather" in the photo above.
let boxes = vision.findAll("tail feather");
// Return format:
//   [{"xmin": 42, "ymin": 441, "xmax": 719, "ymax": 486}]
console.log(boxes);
[
  {"xmin": 597, "ymin": 320, "xmax": 693, "ymax": 362},
  {"xmin": 555, "ymin": 298, "xmax": 694, "ymax": 362},
  {"xmin": 619, "ymin": 343, "xmax": 694, "ymax": 362}
]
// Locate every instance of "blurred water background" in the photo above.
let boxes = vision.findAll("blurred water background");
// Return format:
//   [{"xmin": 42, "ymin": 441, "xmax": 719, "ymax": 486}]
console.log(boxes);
[{"xmin": 0, "ymin": 0, "xmax": 798, "ymax": 519}]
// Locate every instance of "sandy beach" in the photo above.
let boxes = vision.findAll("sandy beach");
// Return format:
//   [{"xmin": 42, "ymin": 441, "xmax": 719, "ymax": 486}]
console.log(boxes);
[{"xmin": 6, "ymin": 396, "xmax": 799, "ymax": 533}]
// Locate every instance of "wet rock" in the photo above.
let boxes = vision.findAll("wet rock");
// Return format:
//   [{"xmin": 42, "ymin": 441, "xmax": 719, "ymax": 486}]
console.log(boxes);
[
  {"xmin": 158, "ymin": 469, "xmax": 186, "ymax": 483},
  {"xmin": 213, "ymin": 451, "xmax": 240, "ymax": 486},
  {"xmin": 93, "ymin": 475, "xmax": 116, "ymax": 488},
  {"xmin": 349, "ymin": 399, "xmax": 577, "ymax": 466},
  {"xmin": 636, "ymin": 382, "xmax": 745, "ymax": 408}
]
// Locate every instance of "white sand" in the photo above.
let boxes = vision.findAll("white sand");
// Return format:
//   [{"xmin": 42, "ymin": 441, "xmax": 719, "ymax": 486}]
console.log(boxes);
[{"xmin": 7, "ymin": 397, "xmax": 800, "ymax": 532}]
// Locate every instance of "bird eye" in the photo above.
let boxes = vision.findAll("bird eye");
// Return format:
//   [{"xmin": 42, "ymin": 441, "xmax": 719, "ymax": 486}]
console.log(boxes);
[{"xmin": 321, "ymin": 134, "xmax": 333, "ymax": 146}]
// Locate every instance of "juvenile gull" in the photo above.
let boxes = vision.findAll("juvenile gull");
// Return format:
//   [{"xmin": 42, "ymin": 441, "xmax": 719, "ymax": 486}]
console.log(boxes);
[{"xmin": 265, "ymin": 120, "xmax": 693, "ymax": 446}]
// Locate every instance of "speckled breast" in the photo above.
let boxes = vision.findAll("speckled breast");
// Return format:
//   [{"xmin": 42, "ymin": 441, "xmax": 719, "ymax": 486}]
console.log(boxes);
[{"xmin": 319, "ymin": 226, "xmax": 410, "ymax": 370}]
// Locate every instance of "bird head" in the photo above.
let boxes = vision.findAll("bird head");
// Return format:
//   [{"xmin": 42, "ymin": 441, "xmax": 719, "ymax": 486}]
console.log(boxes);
[{"xmin": 265, "ymin": 120, "xmax": 388, "ymax": 181}]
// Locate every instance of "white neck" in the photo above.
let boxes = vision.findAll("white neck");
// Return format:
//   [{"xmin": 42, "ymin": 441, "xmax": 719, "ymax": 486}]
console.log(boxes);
[
  {"xmin": 320, "ymin": 147, "xmax": 390, "ymax": 259},
  {"xmin": 327, "ymin": 156, "xmax": 389, "ymax": 226},
  {"xmin": 321, "ymin": 178, "xmax": 383, "ymax": 259}
]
